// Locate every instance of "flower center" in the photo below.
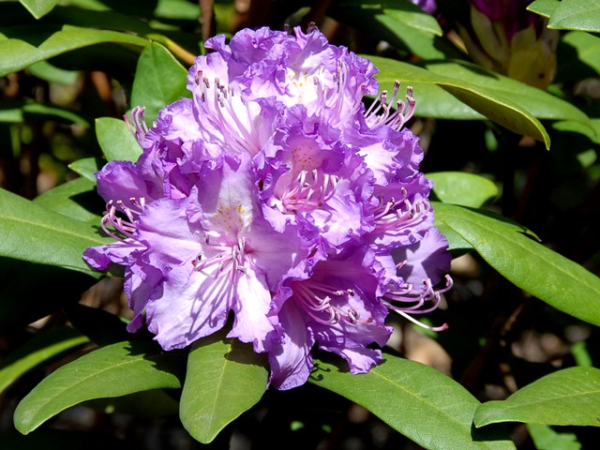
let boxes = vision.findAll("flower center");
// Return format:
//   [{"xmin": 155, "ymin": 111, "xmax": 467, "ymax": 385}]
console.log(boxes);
[
  {"xmin": 373, "ymin": 189, "xmax": 431, "ymax": 235},
  {"xmin": 381, "ymin": 273, "xmax": 453, "ymax": 332},
  {"xmin": 270, "ymin": 169, "xmax": 339, "ymax": 214},
  {"xmin": 192, "ymin": 71, "xmax": 263, "ymax": 156},
  {"xmin": 291, "ymin": 279, "xmax": 367, "ymax": 326},
  {"xmin": 365, "ymin": 81, "xmax": 415, "ymax": 131},
  {"xmin": 101, "ymin": 198, "xmax": 147, "ymax": 246}
]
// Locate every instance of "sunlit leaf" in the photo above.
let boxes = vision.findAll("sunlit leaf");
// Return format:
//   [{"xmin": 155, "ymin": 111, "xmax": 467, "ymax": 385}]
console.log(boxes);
[
  {"xmin": 19, "ymin": 0, "xmax": 58, "ymax": 19},
  {"xmin": 130, "ymin": 42, "xmax": 190, "ymax": 126},
  {"xmin": 0, "ymin": 27, "xmax": 148, "ymax": 77},
  {"xmin": 428, "ymin": 172, "xmax": 498, "ymax": 208},
  {"xmin": 475, "ymin": 367, "xmax": 600, "ymax": 427},
  {"xmin": 14, "ymin": 341, "xmax": 183, "ymax": 434},
  {"xmin": 96, "ymin": 117, "xmax": 142, "ymax": 162},
  {"xmin": 547, "ymin": 0, "xmax": 600, "ymax": 32},
  {"xmin": 180, "ymin": 331, "xmax": 268, "ymax": 444},
  {"xmin": 33, "ymin": 177, "xmax": 100, "ymax": 224},
  {"xmin": 527, "ymin": 0, "xmax": 559, "ymax": 18},
  {"xmin": 434, "ymin": 202, "xmax": 600, "ymax": 326},
  {"xmin": 310, "ymin": 354, "xmax": 516, "ymax": 450},
  {"xmin": 0, "ymin": 188, "xmax": 110, "ymax": 274}
]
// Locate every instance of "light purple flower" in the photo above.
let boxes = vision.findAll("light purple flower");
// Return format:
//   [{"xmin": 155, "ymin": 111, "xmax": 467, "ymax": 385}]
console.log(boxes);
[{"xmin": 84, "ymin": 25, "xmax": 452, "ymax": 389}]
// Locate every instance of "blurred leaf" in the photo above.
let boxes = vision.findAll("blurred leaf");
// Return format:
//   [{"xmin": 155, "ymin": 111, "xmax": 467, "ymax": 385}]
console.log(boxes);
[
  {"xmin": 475, "ymin": 367, "xmax": 600, "ymax": 427},
  {"xmin": 428, "ymin": 172, "xmax": 498, "ymax": 207},
  {"xmin": 561, "ymin": 31, "xmax": 600, "ymax": 76},
  {"xmin": 310, "ymin": 354, "xmax": 516, "ymax": 450},
  {"xmin": 547, "ymin": 0, "xmax": 600, "ymax": 32},
  {"xmin": 527, "ymin": 0, "xmax": 559, "ymax": 18},
  {"xmin": 0, "ymin": 100, "xmax": 88, "ymax": 126},
  {"xmin": 154, "ymin": 0, "xmax": 199, "ymax": 20},
  {"xmin": 14, "ymin": 340, "xmax": 183, "ymax": 434},
  {"xmin": 0, "ymin": 187, "xmax": 110, "ymax": 274},
  {"xmin": 27, "ymin": 60, "xmax": 80, "ymax": 85},
  {"xmin": 68, "ymin": 157, "xmax": 102, "ymax": 182},
  {"xmin": 96, "ymin": 117, "xmax": 142, "ymax": 162},
  {"xmin": 19, "ymin": 0, "xmax": 58, "ymax": 19},
  {"xmin": 527, "ymin": 424, "xmax": 581, "ymax": 450},
  {"xmin": 33, "ymin": 177, "xmax": 101, "ymax": 224},
  {"xmin": 434, "ymin": 202, "xmax": 600, "ymax": 327},
  {"xmin": 180, "ymin": 331, "xmax": 268, "ymax": 444},
  {"xmin": 130, "ymin": 42, "xmax": 190, "ymax": 126},
  {"xmin": 0, "ymin": 26, "xmax": 148, "ymax": 77},
  {"xmin": 382, "ymin": 0, "xmax": 442, "ymax": 36},
  {"xmin": 0, "ymin": 327, "xmax": 88, "ymax": 394}
]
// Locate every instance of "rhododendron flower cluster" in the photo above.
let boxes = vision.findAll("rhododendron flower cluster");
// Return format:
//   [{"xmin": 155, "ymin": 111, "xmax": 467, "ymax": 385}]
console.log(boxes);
[{"xmin": 84, "ymin": 26, "xmax": 452, "ymax": 390}]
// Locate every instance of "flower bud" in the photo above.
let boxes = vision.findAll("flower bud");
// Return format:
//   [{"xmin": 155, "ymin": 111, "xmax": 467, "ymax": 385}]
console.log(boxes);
[{"xmin": 461, "ymin": 0, "xmax": 559, "ymax": 89}]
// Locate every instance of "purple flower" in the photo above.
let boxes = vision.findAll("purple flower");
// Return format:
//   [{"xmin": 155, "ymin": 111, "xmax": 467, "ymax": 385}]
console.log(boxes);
[
  {"xmin": 84, "ymin": 26, "xmax": 452, "ymax": 389},
  {"xmin": 411, "ymin": 0, "xmax": 436, "ymax": 14}
]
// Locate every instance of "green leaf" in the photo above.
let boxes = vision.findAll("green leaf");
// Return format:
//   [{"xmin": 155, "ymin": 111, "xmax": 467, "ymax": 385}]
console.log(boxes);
[
  {"xmin": 68, "ymin": 157, "xmax": 102, "ymax": 182},
  {"xmin": 0, "ymin": 187, "xmax": 111, "ymax": 274},
  {"xmin": 547, "ymin": 0, "xmax": 600, "ymax": 32},
  {"xmin": 527, "ymin": 424, "xmax": 581, "ymax": 450},
  {"xmin": 130, "ymin": 42, "xmax": 190, "ymax": 126},
  {"xmin": 0, "ymin": 100, "xmax": 88, "ymax": 126},
  {"xmin": 0, "ymin": 27, "xmax": 148, "ymax": 77},
  {"xmin": 428, "ymin": 172, "xmax": 498, "ymax": 208},
  {"xmin": 310, "ymin": 354, "xmax": 516, "ymax": 450},
  {"xmin": 434, "ymin": 202, "xmax": 600, "ymax": 327},
  {"xmin": 475, "ymin": 367, "xmax": 600, "ymax": 427},
  {"xmin": 180, "ymin": 331, "xmax": 268, "ymax": 444},
  {"xmin": 0, "ymin": 328, "xmax": 88, "ymax": 395},
  {"xmin": 96, "ymin": 118, "xmax": 142, "ymax": 162},
  {"xmin": 14, "ymin": 341, "xmax": 183, "ymax": 434},
  {"xmin": 382, "ymin": 0, "xmax": 442, "ymax": 36},
  {"xmin": 369, "ymin": 56, "xmax": 594, "ymax": 147},
  {"xmin": 375, "ymin": 14, "xmax": 445, "ymax": 59},
  {"xmin": 527, "ymin": 0, "xmax": 560, "ymax": 18},
  {"xmin": 561, "ymin": 31, "xmax": 600, "ymax": 76},
  {"xmin": 33, "ymin": 177, "xmax": 100, "ymax": 224},
  {"xmin": 19, "ymin": 0, "xmax": 58, "ymax": 19}
]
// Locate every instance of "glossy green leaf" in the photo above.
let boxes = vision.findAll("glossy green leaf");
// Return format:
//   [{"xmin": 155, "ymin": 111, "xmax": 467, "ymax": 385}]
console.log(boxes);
[
  {"xmin": 527, "ymin": 424, "xmax": 581, "ymax": 450},
  {"xmin": 475, "ymin": 367, "xmax": 600, "ymax": 427},
  {"xmin": 0, "ymin": 328, "xmax": 88, "ymax": 394},
  {"xmin": 310, "ymin": 354, "xmax": 516, "ymax": 450},
  {"xmin": 130, "ymin": 42, "xmax": 190, "ymax": 126},
  {"xmin": 0, "ymin": 27, "xmax": 148, "ymax": 77},
  {"xmin": 68, "ymin": 157, "xmax": 101, "ymax": 182},
  {"xmin": 96, "ymin": 118, "xmax": 142, "ymax": 162},
  {"xmin": 33, "ymin": 177, "xmax": 100, "ymax": 224},
  {"xmin": 428, "ymin": 172, "xmax": 498, "ymax": 208},
  {"xmin": 180, "ymin": 331, "xmax": 268, "ymax": 444},
  {"xmin": 19, "ymin": 0, "xmax": 58, "ymax": 19},
  {"xmin": 370, "ymin": 56, "xmax": 594, "ymax": 146},
  {"xmin": 547, "ymin": 0, "xmax": 600, "ymax": 32},
  {"xmin": 0, "ymin": 187, "xmax": 110, "ymax": 274},
  {"xmin": 14, "ymin": 341, "xmax": 183, "ymax": 434},
  {"xmin": 382, "ymin": 0, "xmax": 442, "ymax": 36},
  {"xmin": 434, "ymin": 202, "xmax": 600, "ymax": 326},
  {"xmin": 527, "ymin": 0, "xmax": 559, "ymax": 18}
]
